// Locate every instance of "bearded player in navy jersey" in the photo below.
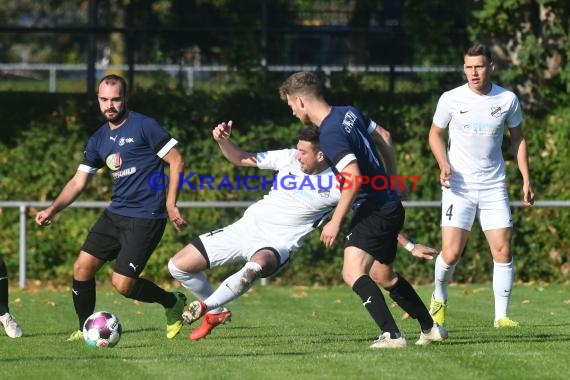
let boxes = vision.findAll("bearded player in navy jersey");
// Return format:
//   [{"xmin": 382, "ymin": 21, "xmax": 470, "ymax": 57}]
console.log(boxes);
[
  {"xmin": 35, "ymin": 74, "xmax": 188, "ymax": 341},
  {"xmin": 279, "ymin": 71, "xmax": 447, "ymax": 348}
]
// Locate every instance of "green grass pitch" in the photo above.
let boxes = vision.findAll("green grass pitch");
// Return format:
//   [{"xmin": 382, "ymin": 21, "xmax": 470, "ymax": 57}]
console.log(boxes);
[{"xmin": 1, "ymin": 283, "xmax": 569, "ymax": 380}]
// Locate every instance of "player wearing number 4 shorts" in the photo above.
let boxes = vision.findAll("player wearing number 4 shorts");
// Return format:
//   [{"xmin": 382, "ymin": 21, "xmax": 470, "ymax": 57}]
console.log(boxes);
[{"xmin": 428, "ymin": 43, "xmax": 535, "ymax": 328}]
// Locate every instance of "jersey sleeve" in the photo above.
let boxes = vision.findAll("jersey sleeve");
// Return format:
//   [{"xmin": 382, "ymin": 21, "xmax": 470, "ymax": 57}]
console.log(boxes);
[
  {"xmin": 141, "ymin": 117, "xmax": 178, "ymax": 158},
  {"xmin": 78, "ymin": 135, "xmax": 105, "ymax": 174},
  {"xmin": 506, "ymin": 95, "xmax": 523, "ymax": 128},
  {"xmin": 432, "ymin": 92, "xmax": 452, "ymax": 129},
  {"xmin": 256, "ymin": 149, "xmax": 296, "ymax": 170},
  {"xmin": 320, "ymin": 124, "xmax": 356, "ymax": 173}
]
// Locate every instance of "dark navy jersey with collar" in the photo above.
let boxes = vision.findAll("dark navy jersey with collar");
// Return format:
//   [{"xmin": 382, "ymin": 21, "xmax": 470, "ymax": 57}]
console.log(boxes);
[
  {"xmin": 79, "ymin": 111, "xmax": 178, "ymax": 219},
  {"xmin": 319, "ymin": 105, "xmax": 400, "ymax": 209}
]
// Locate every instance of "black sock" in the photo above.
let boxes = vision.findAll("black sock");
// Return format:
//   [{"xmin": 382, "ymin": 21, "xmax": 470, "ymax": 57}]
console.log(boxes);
[
  {"xmin": 128, "ymin": 278, "xmax": 176, "ymax": 308},
  {"xmin": 72, "ymin": 278, "xmax": 96, "ymax": 331},
  {"xmin": 352, "ymin": 275, "xmax": 400, "ymax": 338},
  {"xmin": 387, "ymin": 273, "xmax": 433, "ymax": 331},
  {"xmin": 0, "ymin": 277, "xmax": 8, "ymax": 315}
]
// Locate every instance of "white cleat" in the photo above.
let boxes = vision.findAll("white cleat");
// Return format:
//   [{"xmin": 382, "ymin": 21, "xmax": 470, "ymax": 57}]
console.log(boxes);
[
  {"xmin": 370, "ymin": 332, "xmax": 407, "ymax": 349},
  {"xmin": 0, "ymin": 312, "xmax": 23, "ymax": 338},
  {"xmin": 415, "ymin": 322, "xmax": 448, "ymax": 345}
]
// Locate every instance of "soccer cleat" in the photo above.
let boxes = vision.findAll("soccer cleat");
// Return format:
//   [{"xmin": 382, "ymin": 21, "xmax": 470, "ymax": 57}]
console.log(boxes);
[
  {"xmin": 429, "ymin": 296, "xmax": 447, "ymax": 326},
  {"xmin": 189, "ymin": 309, "xmax": 232, "ymax": 341},
  {"xmin": 494, "ymin": 317, "xmax": 520, "ymax": 328},
  {"xmin": 369, "ymin": 332, "xmax": 407, "ymax": 349},
  {"xmin": 182, "ymin": 300, "xmax": 207, "ymax": 325},
  {"xmin": 66, "ymin": 330, "xmax": 84, "ymax": 342},
  {"xmin": 415, "ymin": 322, "xmax": 448, "ymax": 345},
  {"xmin": 165, "ymin": 291, "xmax": 187, "ymax": 339},
  {"xmin": 0, "ymin": 312, "xmax": 23, "ymax": 338}
]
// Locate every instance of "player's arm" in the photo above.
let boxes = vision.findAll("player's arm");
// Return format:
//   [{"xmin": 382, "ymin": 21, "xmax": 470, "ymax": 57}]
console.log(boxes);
[
  {"xmin": 162, "ymin": 147, "xmax": 187, "ymax": 231},
  {"xmin": 370, "ymin": 124, "xmax": 410, "ymax": 199},
  {"xmin": 213, "ymin": 120, "xmax": 257, "ymax": 167},
  {"xmin": 428, "ymin": 122, "xmax": 451, "ymax": 188},
  {"xmin": 320, "ymin": 161, "xmax": 360, "ymax": 248},
  {"xmin": 397, "ymin": 233, "xmax": 437, "ymax": 260},
  {"xmin": 370, "ymin": 125, "xmax": 397, "ymax": 176},
  {"xmin": 509, "ymin": 125, "xmax": 535, "ymax": 206},
  {"xmin": 35, "ymin": 170, "xmax": 92, "ymax": 226}
]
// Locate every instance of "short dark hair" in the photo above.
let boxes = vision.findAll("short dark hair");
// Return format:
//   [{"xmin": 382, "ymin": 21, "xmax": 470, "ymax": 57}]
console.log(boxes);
[
  {"xmin": 465, "ymin": 42, "xmax": 493, "ymax": 63},
  {"xmin": 297, "ymin": 126, "xmax": 320, "ymax": 150},
  {"xmin": 98, "ymin": 74, "xmax": 128, "ymax": 98},
  {"xmin": 279, "ymin": 72, "xmax": 324, "ymax": 102}
]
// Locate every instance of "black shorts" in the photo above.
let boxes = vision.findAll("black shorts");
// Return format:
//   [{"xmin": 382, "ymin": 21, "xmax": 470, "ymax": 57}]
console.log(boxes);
[
  {"xmin": 81, "ymin": 210, "xmax": 167, "ymax": 278},
  {"xmin": 344, "ymin": 202, "xmax": 405, "ymax": 264}
]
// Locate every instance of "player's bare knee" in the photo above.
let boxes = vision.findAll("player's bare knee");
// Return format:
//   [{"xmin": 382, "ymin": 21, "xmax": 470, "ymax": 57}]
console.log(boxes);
[
  {"xmin": 251, "ymin": 250, "xmax": 279, "ymax": 277},
  {"xmin": 492, "ymin": 248, "xmax": 512, "ymax": 263},
  {"xmin": 111, "ymin": 279, "xmax": 132, "ymax": 296},
  {"xmin": 342, "ymin": 270, "xmax": 359, "ymax": 287},
  {"xmin": 440, "ymin": 250, "xmax": 461, "ymax": 265},
  {"xmin": 242, "ymin": 262, "xmax": 263, "ymax": 284}
]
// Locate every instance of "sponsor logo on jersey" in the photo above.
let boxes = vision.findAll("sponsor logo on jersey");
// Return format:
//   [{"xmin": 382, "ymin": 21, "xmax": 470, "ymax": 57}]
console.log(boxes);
[
  {"xmin": 111, "ymin": 167, "xmax": 136, "ymax": 179},
  {"xmin": 106, "ymin": 152, "xmax": 122, "ymax": 170},
  {"xmin": 118, "ymin": 137, "xmax": 135, "ymax": 146},
  {"xmin": 342, "ymin": 110, "xmax": 357, "ymax": 133},
  {"xmin": 490, "ymin": 106, "xmax": 503, "ymax": 118}
]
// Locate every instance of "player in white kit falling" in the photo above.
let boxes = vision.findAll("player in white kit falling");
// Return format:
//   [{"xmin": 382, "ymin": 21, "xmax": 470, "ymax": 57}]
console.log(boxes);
[
  {"xmin": 168, "ymin": 124, "xmax": 341, "ymax": 340},
  {"xmin": 428, "ymin": 43, "xmax": 535, "ymax": 328}
]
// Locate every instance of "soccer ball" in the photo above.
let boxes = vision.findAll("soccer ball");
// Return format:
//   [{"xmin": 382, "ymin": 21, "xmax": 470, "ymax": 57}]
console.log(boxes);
[{"xmin": 83, "ymin": 311, "xmax": 122, "ymax": 348}]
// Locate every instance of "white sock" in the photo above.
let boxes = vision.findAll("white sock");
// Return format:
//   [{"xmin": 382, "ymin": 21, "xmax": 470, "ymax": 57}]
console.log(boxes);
[
  {"xmin": 204, "ymin": 262, "xmax": 262, "ymax": 310},
  {"xmin": 167, "ymin": 259, "xmax": 225, "ymax": 313},
  {"xmin": 493, "ymin": 258, "xmax": 514, "ymax": 320},
  {"xmin": 433, "ymin": 253, "xmax": 457, "ymax": 301}
]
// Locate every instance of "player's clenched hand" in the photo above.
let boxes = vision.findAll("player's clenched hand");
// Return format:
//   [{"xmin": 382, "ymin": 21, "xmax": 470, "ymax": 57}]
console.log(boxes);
[
  {"xmin": 35, "ymin": 209, "xmax": 54, "ymax": 226},
  {"xmin": 523, "ymin": 183, "xmax": 535, "ymax": 207},
  {"xmin": 213, "ymin": 120, "xmax": 233, "ymax": 141},
  {"xmin": 439, "ymin": 164, "xmax": 452, "ymax": 188}
]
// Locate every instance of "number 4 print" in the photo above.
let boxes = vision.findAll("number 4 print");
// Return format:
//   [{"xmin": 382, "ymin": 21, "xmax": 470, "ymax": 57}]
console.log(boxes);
[{"xmin": 445, "ymin": 204, "xmax": 453, "ymax": 221}]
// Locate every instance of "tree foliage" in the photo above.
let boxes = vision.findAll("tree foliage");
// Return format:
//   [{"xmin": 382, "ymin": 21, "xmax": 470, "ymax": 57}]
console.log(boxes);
[{"xmin": 469, "ymin": 0, "xmax": 570, "ymax": 109}]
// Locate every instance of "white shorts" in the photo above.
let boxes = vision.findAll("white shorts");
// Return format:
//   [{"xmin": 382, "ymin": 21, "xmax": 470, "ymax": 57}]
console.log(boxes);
[
  {"xmin": 196, "ymin": 218, "xmax": 292, "ymax": 269},
  {"xmin": 440, "ymin": 186, "xmax": 512, "ymax": 231}
]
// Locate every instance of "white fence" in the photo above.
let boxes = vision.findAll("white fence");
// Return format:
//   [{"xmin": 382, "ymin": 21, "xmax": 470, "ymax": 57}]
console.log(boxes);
[
  {"xmin": 0, "ymin": 63, "xmax": 463, "ymax": 92},
  {"xmin": 1, "ymin": 200, "xmax": 569, "ymax": 288}
]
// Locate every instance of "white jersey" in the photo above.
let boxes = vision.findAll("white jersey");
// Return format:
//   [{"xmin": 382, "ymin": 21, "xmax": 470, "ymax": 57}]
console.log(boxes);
[
  {"xmin": 239, "ymin": 149, "xmax": 341, "ymax": 252},
  {"xmin": 432, "ymin": 83, "xmax": 522, "ymax": 190}
]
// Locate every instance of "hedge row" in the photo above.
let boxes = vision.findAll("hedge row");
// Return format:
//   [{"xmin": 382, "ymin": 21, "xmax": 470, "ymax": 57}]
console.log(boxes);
[{"xmin": 1, "ymin": 77, "xmax": 568, "ymax": 285}]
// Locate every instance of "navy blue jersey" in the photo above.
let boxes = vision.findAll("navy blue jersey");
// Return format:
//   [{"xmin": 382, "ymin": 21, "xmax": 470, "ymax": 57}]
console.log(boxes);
[
  {"xmin": 319, "ymin": 106, "xmax": 400, "ymax": 209},
  {"xmin": 79, "ymin": 111, "xmax": 178, "ymax": 218}
]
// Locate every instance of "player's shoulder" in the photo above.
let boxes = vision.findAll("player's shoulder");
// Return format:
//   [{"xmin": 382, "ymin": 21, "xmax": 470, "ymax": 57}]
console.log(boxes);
[
  {"xmin": 89, "ymin": 123, "xmax": 110, "ymax": 141},
  {"xmin": 441, "ymin": 83, "xmax": 469, "ymax": 98},
  {"xmin": 133, "ymin": 111, "xmax": 160, "ymax": 123},
  {"xmin": 489, "ymin": 83, "xmax": 519, "ymax": 100}
]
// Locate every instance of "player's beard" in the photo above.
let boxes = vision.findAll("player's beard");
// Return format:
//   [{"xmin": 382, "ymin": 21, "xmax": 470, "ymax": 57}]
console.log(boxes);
[{"xmin": 105, "ymin": 106, "xmax": 128, "ymax": 124}]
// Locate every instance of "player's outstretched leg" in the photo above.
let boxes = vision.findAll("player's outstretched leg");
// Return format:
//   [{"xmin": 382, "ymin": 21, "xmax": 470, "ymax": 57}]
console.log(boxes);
[{"xmin": 190, "ymin": 308, "xmax": 232, "ymax": 341}]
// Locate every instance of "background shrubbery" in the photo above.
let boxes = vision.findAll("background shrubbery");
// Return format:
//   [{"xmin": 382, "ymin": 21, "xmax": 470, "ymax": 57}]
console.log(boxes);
[{"xmin": 0, "ymin": 72, "xmax": 569, "ymax": 285}]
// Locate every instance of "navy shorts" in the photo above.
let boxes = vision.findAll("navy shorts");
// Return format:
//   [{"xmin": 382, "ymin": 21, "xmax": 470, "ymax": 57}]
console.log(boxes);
[
  {"xmin": 81, "ymin": 210, "xmax": 167, "ymax": 278},
  {"xmin": 344, "ymin": 202, "xmax": 405, "ymax": 264}
]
